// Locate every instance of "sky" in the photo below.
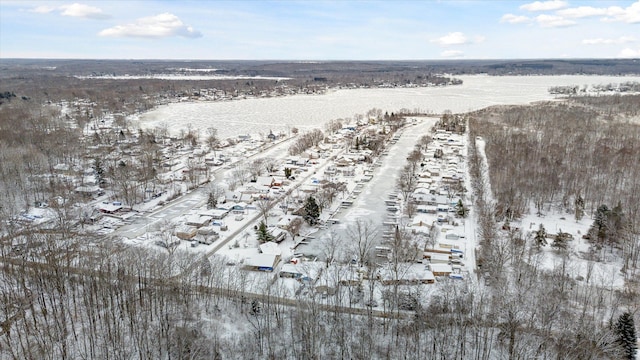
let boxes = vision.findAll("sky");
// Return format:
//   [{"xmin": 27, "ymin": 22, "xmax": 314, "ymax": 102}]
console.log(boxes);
[{"xmin": 0, "ymin": 0, "xmax": 639, "ymax": 60}]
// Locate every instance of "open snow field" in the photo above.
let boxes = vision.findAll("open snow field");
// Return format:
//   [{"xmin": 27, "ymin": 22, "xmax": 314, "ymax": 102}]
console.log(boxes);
[{"xmin": 134, "ymin": 75, "xmax": 640, "ymax": 138}]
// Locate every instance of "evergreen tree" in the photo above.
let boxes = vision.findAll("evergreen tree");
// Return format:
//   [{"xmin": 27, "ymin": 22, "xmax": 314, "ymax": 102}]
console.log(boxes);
[
  {"xmin": 594, "ymin": 204, "xmax": 611, "ymax": 243},
  {"xmin": 455, "ymin": 199, "xmax": 468, "ymax": 218},
  {"xmin": 574, "ymin": 194, "xmax": 585, "ymax": 221},
  {"xmin": 207, "ymin": 192, "xmax": 217, "ymax": 209},
  {"xmin": 303, "ymin": 196, "xmax": 320, "ymax": 225},
  {"xmin": 93, "ymin": 157, "xmax": 106, "ymax": 185},
  {"xmin": 551, "ymin": 228, "xmax": 569, "ymax": 250},
  {"xmin": 250, "ymin": 300, "xmax": 261, "ymax": 315},
  {"xmin": 534, "ymin": 223, "xmax": 548, "ymax": 248},
  {"xmin": 256, "ymin": 221, "xmax": 274, "ymax": 243},
  {"xmin": 615, "ymin": 312, "xmax": 637, "ymax": 360}
]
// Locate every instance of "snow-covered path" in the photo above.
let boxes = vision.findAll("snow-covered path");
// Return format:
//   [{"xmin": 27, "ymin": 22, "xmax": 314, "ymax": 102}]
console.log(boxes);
[{"xmin": 340, "ymin": 118, "xmax": 438, "ymax": 225}]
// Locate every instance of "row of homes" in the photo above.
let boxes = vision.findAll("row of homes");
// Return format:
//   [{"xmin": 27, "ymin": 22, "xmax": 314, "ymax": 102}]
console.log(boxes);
[{"xmin": 410, "ymin": 130, "xmax": 465, "ymax": 225}]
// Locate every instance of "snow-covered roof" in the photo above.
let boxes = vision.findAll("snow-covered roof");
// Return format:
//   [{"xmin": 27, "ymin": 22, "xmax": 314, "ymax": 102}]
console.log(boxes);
[
  {"xmin": 186, "ymin": 215, "xmax": 212, "ymax": 226},
  {"xmin": 97, "ymin": 203, "xmax": 122, "ymax": 213},
  {"xmin": 430, "ymin": 263, "xmax": 453, "ymax": 274},
  {"xmin": 259, "ymin": 241, "xmax": 282, "ymax": 256},
  {"xmin": 244, "ymin": 254, "xmax": 280, "ymax": 270},
  {"xmin": 280, "ymin": 262, "xmax": 323, "ymax": 280},
  {"xmin": 377, "ymin": 264, "xmax": 435, "ymax": 284}
]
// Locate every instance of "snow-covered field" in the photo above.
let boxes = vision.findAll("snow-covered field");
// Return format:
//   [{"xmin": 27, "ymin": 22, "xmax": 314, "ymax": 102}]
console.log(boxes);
[
  {"xmin": 134, "ymin": 75, "xmax": 640, "ymax": 138},
  {"xmin": 517, "ymin": 208, "xmax": 626, "ymax": 288}
]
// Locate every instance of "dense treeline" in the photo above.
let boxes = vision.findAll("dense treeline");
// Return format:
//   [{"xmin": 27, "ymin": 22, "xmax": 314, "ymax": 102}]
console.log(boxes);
[
  {"xmin": 467, "ymin": 119, "xmax": 635, "ymax": 360},
  {"xmin": 470, "ymin": 96, "xmax": 640, "ymax": 227},
  {"xmin": 3, "ymin": 59, "xmax": 638, "ymax": 79},
  {"xmin": 468, "ymin": 95, "xmax": 640, "ymax": 358},
  {"xmin": 1, "ymin": 227, "xmax": 633, "ymax": 359},
  {"xmin": 469, "ymin": 96, "xmax": 640, "ymax": 288}
]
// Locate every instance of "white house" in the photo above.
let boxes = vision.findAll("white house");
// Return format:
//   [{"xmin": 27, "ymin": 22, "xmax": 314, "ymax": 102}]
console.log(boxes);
[{"xmin": 244, "ymin": 254, "xmax": 281, "ymax": 272}]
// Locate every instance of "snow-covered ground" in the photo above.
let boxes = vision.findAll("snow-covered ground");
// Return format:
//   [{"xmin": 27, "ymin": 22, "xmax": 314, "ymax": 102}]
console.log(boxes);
[
  {"xmin": 475, "ymin": 137, "xmax": 626, "ymax": 289},
  {"xmin": 517, "ymin": 209, "xmax": 625, "ymax": 288}
]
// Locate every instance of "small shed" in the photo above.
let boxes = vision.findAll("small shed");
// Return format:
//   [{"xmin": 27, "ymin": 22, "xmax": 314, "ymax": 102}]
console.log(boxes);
[
  {"xmin": 430, "ymin": 263, "xmax": 453, "ymax": 277},
  {"xmin": 445, "ymin": 233, "xmax": 460, "ymax": 241},
  {"xmin": 97, "ymin": 202, "xmax": 122, "ymax": 214},
  {"xmin": 175, "ymin": 225, "xmax": 198, "ymax": 240}
]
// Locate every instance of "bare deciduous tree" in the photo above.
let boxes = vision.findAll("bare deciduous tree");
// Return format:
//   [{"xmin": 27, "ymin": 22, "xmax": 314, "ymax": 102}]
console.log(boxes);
[{"xmin": 346, "ymin": 218, "xmax": 379, "ymax": 268}]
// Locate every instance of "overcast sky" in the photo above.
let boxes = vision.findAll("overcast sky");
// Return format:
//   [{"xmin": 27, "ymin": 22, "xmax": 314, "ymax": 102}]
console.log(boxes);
[{"xmin": 1, "ymin": 0, "xmax": 638, "ymax": 60}]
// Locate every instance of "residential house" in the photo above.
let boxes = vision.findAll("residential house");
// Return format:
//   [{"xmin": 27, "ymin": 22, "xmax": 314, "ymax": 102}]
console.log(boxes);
[
  {"xmin": 175, "ymin": 225, "xmax": 198, "ymax": 240},
  {"xmin": 186, "ymin": 215, "xmax": 213, "ymax": 228},
  {"xmin": 377, "ymin": 264, "xmax": 436, "ymax": 285},
  {"xmin": 244, "ymin": 254, "xmax": 281, "ymax": 272},
  {"xmin": 429, "ymin": 263, "xmax": 453, "ymax": 277}
]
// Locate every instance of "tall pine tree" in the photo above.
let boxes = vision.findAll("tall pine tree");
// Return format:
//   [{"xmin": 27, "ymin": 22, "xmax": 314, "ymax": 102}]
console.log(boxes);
[
  {"xmin": 256, "ymin": 221, "xmax": 274, "ymax": 243},
  {"xmin": 615, "ymin": 312, "xmax": 637, "ymax": 360},
  {"xmin": 552, "ymin": 228, "xmax": 569, "ymax": 250},
  {"xmin": 455, "ymin": 199, "xmax": 468, "ymax": 218},
  {"xmin": 207, "ymin": 192, "xmax": 217, "ymax": 209},
  {"xmin": 594, "ymin": 204, "xmax": 611, "ymax": 243},
  {"xmin": 574, "ymin": 194, "xmax": 585, "ymax": 221},
  {"xmin": 303, "ymin": 196, "xmax": 320, "ymax": 225},
  {"xmin": 534, "ymin": 223, "xmax": 547, "ymax": 248}
]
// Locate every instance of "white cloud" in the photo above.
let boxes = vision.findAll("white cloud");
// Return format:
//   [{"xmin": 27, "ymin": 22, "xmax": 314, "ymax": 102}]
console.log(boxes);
[
  {"xmin": 618, "ymin": 47, "xmax": 640, "ymax": 58},
  {"xmin": 99, "ymin": 13, "xmax": 202, "ymax": 38},
  {"xmin": 520, "ymin": 0, "xmax": 568, "ymax": 12},
  {"xmin": 500, "ymin": 14, "xmax": 531, "ymax": 24},
  {"xmin": 582, "ymin": 36, "xmax": 636, "ymax": 45},
  {"xmin": 29, "ymin": 5, "xmax": 56, "ymax": 14},
  {"xmin": 60, "ymin": 3, "xmax": 110, "ymax": 19},
  {"xmin": 432, "ymin": 32, "xmax": 469, "ymax": 46},
  {"xmin": 535, "ymin": 14, "xmax": 575, "ymax": 27},
  {"xmin": 441, "ymin": 50, "xmax": 464, "ymax": 58},
  {"xmin": 558, "ymin": 2, "xmax": 640, "ymax": 23},
  {"xmin": 617, "ymin": 47, "xmax": 640, "ymax": 58},
  {"xmin": 603, "ymin": 1, "xmax": 640, "ymax": 24},
  {"xmin": 556, "ymin": 6, "xmax": 608, "ymax": 18}
]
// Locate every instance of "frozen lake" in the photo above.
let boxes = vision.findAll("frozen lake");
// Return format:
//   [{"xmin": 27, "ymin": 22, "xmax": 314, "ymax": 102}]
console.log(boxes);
[{"xmin": 135, "ymin": 75, "xmax": 640, "ymax": 138}]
